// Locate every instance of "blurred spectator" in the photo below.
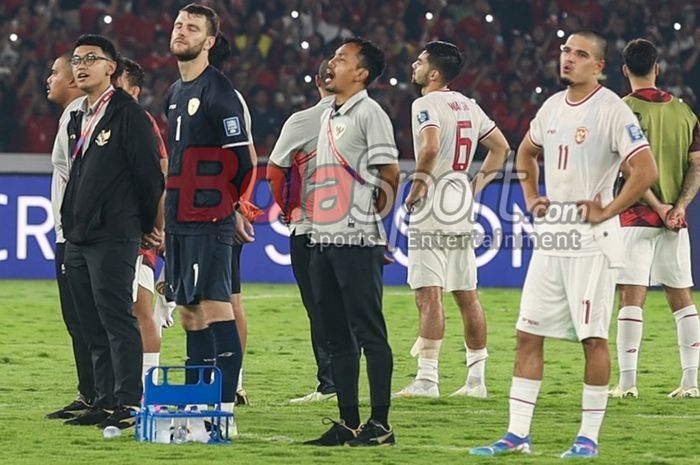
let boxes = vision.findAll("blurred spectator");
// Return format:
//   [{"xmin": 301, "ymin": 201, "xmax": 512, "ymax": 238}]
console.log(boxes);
[{"xmin": 3, "ymin": 0, "xmax": 700, "ymax": 155}]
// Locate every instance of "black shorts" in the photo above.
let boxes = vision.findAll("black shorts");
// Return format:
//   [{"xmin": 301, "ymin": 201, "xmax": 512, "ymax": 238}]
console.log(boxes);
[
  {"xmin": 231, "ymin": 244, "xmax": 243, "ymax": 295},
  {"xmin": 165, "ymin": 232, "xmax": 233, "ymax": 305}
]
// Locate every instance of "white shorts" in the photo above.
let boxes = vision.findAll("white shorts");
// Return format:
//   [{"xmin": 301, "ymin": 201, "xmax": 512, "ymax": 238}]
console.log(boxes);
[
  {"xmin": 616, "ymin": 227, "xmax": 693, "ymax": 288},
  {"xmin": 517, "ymin": 253, "xmax": 615, "ymax": 341},
  {"xmin": 132, "ymin": 255, "xmax": 156, "ymax": 302},
  {"xmin": 407, "ymin": 234, "xmax": 477, "ymax": 292}
]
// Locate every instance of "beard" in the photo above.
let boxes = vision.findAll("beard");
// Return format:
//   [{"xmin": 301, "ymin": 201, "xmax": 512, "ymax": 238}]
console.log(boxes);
[
  {"xmin": 560, "ymin": 76, "xmax": 573, "ymax": 86},
  {"xmin": 411, "ymin": 73, "xmax": 427, "ymax": 94},
  {"xmin": 171, "ymin": 41, "xmax": 205, "ymax": 62}
]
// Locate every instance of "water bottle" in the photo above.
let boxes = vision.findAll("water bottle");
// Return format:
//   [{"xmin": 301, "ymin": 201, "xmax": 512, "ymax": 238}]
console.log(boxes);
[
  {"xmin": 171, "ymin": 418, "xmax": 188, "ymax": 444},
  {"xmin": 186, "ymin": 406, "xmax": 210, "ymax": 443},
  {"xmin": 153, "ymin": 407, "xmax": 171, "ymax": 444}
]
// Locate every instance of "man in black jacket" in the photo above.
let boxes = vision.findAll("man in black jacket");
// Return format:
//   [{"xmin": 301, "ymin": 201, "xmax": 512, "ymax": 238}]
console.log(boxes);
[{"xmin": 61, "ymin": 34, "xmax": 164, "ymax": 430}]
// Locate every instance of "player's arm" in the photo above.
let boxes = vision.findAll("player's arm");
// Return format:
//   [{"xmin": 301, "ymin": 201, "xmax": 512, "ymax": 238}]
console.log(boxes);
[
  {"xmin": 238, "ymin": 89, "xmax": 259, "ymax": 206},
  {"xmin": 266, "ymin": 161, "xmax": 289, "ymax": 212},
  {"xmin": 619, "ymin": 160, "xmax": 673, "ymax": 226},
  {"xmin": 578, "ymin": 148, "xmax": 658, "ymax": 224},
  {"xmin": 265, "ymin": 114, "xmax": 303, "ymax": 214},
  {"xmin": 124, "ymin": 105, "xmax": 165, "ymax": 237},
  {"xmin": 206, "ymin": 82, "xmax": 255, "ymax": 203},
  {"xmin": 364, "ymin": 107, "xmax": 400, "ymax": 217},
  {"xmin": 668, "ymin": 149, "xmax": 700, "ymax": 228},
  {"xmin": 156, "ymin": 158, "xmax": 168, "ymax": 231},
  {"xmin": 405, "ymin": 126, "xmax": 439, "ymax": 211},
  {"xmin": 516, "ymin": 131, "xmax": 548, "ymax": 217},
  {"xmin": 376, "ymin": 162, "xmax": 401, "ymax": 217},
  {"xmin": 472, "ymin": 127, "xmax": 510, "ymax": 195}
]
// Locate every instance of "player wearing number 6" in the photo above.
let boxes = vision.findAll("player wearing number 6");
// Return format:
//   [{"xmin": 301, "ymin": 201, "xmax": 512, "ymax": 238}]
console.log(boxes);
[
  {"xmin": 471, "ymin": 31, "xmax": 657, "ymax": 458},
  {"xmin": 397, "ymin": 41, "xmax": 510, "ymax": 399}
]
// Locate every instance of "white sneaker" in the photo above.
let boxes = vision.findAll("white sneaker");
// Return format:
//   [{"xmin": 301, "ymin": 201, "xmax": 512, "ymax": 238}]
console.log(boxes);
[
  {"xmin": 608, "ymin": 385, "xmax": 639, "ymax": 398},
  {"xmin": 450, "ymin": 383, "xmax": 487, "ymax": 398},
  {"xmin": 394, "ymin": 379, "xmax": 439, "ymax": 398},
  {"xmin": 289, "ymin": 391, "xmax": 337, "ymax": 404},
  {"xmin": 668, "ymin": 387, "xmax": 700, "ymax": 398}
]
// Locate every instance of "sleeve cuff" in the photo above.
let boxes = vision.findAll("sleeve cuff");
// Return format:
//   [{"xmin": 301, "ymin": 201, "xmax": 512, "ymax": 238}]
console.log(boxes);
[
  {"xmin": 624, "ymin": 144, "xmax": 650, "ymax": 162},
  {"xmin": 478, "ymin": 124, "xmax": 497, "ymax": 141}
]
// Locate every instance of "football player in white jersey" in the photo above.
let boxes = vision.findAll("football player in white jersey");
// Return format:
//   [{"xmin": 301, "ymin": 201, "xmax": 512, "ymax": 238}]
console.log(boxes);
[
  {"xmin": 471, "ymin": 31, "xmax": 657, "ymax": 458},
  {"xmin": 395, "ymin": 41, "xmax": 510, "ymax": 399}
]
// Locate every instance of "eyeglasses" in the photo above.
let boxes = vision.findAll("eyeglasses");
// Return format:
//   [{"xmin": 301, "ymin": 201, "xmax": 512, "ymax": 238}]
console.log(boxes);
[{"xmin": 70, "ymin": 53, "xmax": 114, "ymax": 67}]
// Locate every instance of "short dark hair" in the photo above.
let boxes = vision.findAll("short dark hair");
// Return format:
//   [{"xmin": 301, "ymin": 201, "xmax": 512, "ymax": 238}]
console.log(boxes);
[
  {"xmin": 424, "ymin": 41, "xmax": 464, "ymax": 84},
  {"xmin": 342, "ymin": 37, "xmax": 385, "ymax": 86},
  {"xmin": 120, "ymin": 56, "xmax": 145, "ymax": 89},
  {"xmin": 180, "ymin": 3, "xmax": 220, "ymax": 37},
  {"xmin": 622, "ymin": 38, "xmax": 658, "ymax": 77},
  {"xmin": 73, "ymin": 34, "xmax": 118, "ymax": 62},
  {"xmin": 571, "ymin": 30, "xmax": 607, "ymax": 60},
  {"xmin": 209, "ymin": 33, "xmax": 231, "ymax": 70}
]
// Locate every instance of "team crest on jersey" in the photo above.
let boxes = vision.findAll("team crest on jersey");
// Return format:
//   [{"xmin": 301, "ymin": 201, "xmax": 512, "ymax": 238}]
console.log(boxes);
[
  {"xmin": 333, "ymin": 121, "xmax": 346, "ymax": 140},
  {"xmin": 95, "ymin": 129, "xmax": 111, "ymax": 146},
  {"xmin": 187, "ymin": 98, "xmax": 200, "ymax": 115},
  {"xmin": 575, "ymin": 127, "xmax": 588, "ymax": 144},
  {"xmin": 417, "ymin": 110, "xmax": 430, "ymax": 124}
]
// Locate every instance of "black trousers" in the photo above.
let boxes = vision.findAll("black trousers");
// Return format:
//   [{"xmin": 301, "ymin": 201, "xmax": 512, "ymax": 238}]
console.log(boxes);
[
  {"xmin": 290, "ymin": 234, "xmax": 334, "ymax": 394},
  {"xmin": 64, "ymin": 241, "xmax": 143, "ymax": 409},
  {"xmin": 55, "ymin": 242, "xmax": 95, "ymax": 401},
  {"xmin": 310, "ymin": 244, "xmax": 392, "ymax": 410}
]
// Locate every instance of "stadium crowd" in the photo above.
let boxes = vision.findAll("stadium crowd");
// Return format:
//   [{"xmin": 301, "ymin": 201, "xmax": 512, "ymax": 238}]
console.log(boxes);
[{"xmin": 0, "ymin": 0, "xmax": 698, "ymax": 157}]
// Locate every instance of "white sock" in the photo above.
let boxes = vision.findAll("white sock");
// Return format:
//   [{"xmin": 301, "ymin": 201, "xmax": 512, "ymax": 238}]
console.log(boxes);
[
  {"xmin": 237, "ymin": 368, "xmax": 244, "ymax": 392},
  {"xmin": 142, "ymin": 352, "xmax": 160, "ymax": 385},
  {"xmin": 577, "ymin": 384, "xmax": 608, "ymax": 444},
  {"xmin": 416, "ymin": 358, "xmax": 439, "ymax": 383},
  {"xmin": 411, "ymin": 337, "xmax": 442, "ymax": 383},
  {"xmin": 616, "ymin": 306, "xmax": 643, "ymax": 389},
  {"xmin": 466, "ymin": 345, "xmax": 488, "ymax": 387},
  {"xmin": 221, "ymin": 402, "xmax": 235, "ymax": 414},
  {"xmin": 674, "ymin": 305, "xmax": 700, "ymax": 389},
  {"xmin": 507, "ymin": 377, "xmax": 541, "ymax": 438}
]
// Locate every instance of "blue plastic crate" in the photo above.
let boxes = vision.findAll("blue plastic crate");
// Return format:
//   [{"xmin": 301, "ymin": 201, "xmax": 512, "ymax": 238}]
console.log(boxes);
[{"xmin": 134, "ymin": 366, "xmax": 234, "ymax": 444}]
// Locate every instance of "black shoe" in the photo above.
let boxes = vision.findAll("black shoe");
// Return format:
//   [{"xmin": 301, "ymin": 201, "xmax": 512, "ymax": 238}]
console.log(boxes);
[
  {"xmin": 96, "ymin": 405, "xmax": 138, "ymax": 430},
  {"xmin": 235, "ymin": 389, "xmax": 249, "ymax": 406},
  {"xmin": 345, "ymin": 419, "xmax": 395, "ymax": 447},
  {"xmin": 46, "ymin": 395, "xmax": 92, "ymax": 419},
  {"xmin": 64, "ymin": 407, "xmax": 110, "ymax": 426},
  {"xmin": 303, "ymin": 418, "xmax": 358, "ymax": 446}
]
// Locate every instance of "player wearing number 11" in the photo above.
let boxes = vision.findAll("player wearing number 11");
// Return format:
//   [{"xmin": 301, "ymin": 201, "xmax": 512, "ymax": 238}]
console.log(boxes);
[
  {"xmin": 471, "ymin": 31, "xmax": 657, "ymax": 458},
  {"xmin": 397, "ymin": 41, "xmax": 510, "ymax": 399}
]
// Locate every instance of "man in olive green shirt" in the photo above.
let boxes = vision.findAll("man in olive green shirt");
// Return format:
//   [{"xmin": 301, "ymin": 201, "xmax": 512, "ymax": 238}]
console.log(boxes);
[{"xmin": 611, "ymin": 39, "xmax": 700, "ymax": 399}]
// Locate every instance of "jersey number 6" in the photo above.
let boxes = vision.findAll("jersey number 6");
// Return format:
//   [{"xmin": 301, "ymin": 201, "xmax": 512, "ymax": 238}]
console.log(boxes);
[{"xmin": 453, "ymin": 120, "xmax": 473, "ymax": 171}]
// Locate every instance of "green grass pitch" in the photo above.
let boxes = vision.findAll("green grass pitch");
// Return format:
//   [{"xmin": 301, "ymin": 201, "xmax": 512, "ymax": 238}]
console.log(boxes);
[{"xmin": 0, "ymin": 281, "xmax": 698, "ymax": 464}]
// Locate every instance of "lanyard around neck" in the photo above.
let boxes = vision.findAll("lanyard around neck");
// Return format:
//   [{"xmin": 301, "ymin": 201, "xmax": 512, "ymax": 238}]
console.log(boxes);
[
  {"xmin": 326, "ymin": 115, "xmax": 366, "ymax": 185},
  {"xmin": 71, "ymin": 90, "xmax": 115, "ymax": 161}
]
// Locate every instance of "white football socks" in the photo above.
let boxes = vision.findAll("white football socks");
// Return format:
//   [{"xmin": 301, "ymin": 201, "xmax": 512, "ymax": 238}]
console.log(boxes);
[
  {"xmin": 142, "ymin": 352, "xmax": 160, "ymax": 385},
  {"xmin": 674, "ymin": 305, "xmax": 700, "ymax": 389},
  {"xmin": 507, "ymin": 377, "xmax": 541, "ymax": 438},
  {"xmin": 412, "ymin": 337, "xmax": 442, "ymax": 384},
  {"xmin": 578, "ymin": 384, "xmax": 608, "ymax": 444},
  {"xmin": 466, "ymin": 346, "xmax": 488, "ymax": 387},
  {"xmin": 616, "ymin": 306, "xmax": 643, "ymax": 389}
]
